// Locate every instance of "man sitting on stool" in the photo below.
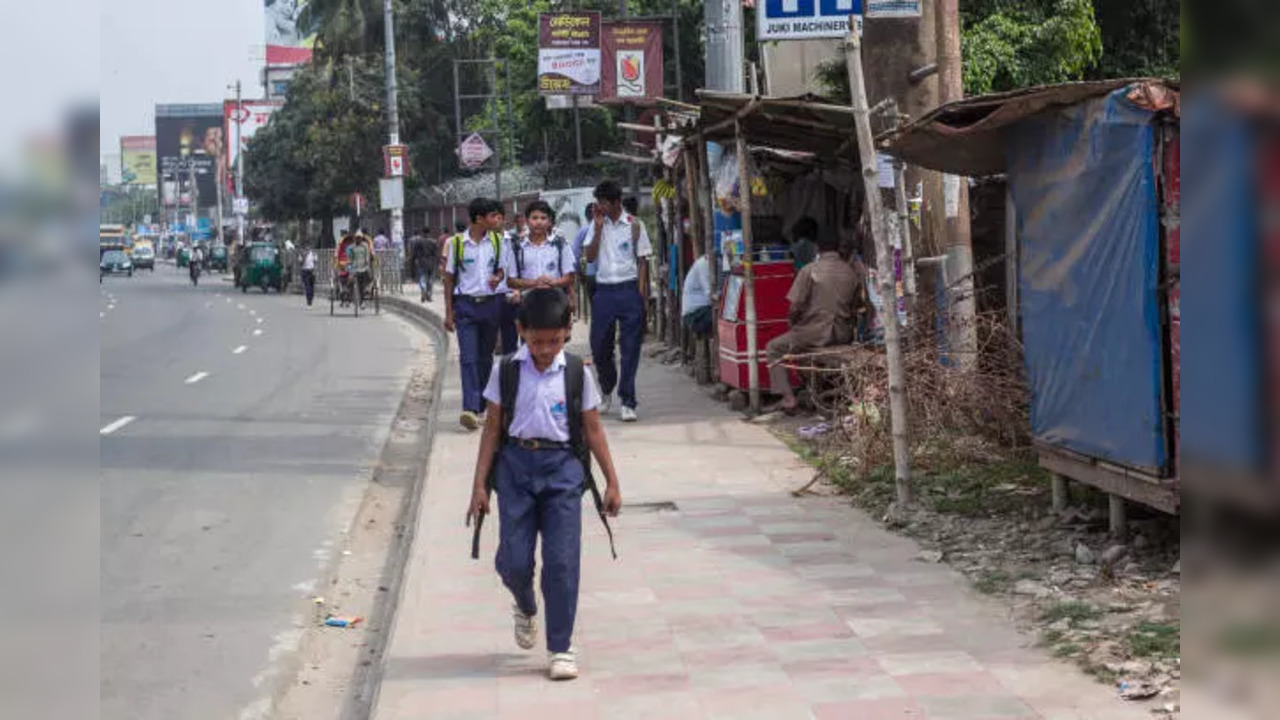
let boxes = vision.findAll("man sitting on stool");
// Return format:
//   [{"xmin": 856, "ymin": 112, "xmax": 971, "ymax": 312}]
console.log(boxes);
[{"xmin": 765, "ymin": 229, "xmax": 865, "ymax": 414}]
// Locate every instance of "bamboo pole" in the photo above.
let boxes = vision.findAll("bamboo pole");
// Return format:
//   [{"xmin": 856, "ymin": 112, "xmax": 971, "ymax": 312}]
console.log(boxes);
[
  {"xmin": 887, "ymin": 101, "xmax": 916, "ymax": 305},
  {"xmin": 734, "ymin": 121, "xmax": 761, "ymax": 413},
  {"xmin": 844, "ymin": 20, "xmax": 913, "ymax": 505}
]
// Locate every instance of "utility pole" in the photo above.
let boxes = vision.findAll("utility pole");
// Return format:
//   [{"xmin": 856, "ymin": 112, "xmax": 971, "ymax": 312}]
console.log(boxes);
[
  {"xmin": 936, "ymin": 0, "xmax": 976, "ymax": 368},
  {"xmin": 846, "ymin": 21, "xmax": 912, "ymax": 506},
  {"xmin": 620, "ymin": 0, "xmax": 638, "ymax": 203},
  {"xmin": 384, "ymin": 0, "xmax": 405, "ymax": 250},
  {"xmin": 234, "ymin": 80, "xmax": 247, "ymax": 245}
]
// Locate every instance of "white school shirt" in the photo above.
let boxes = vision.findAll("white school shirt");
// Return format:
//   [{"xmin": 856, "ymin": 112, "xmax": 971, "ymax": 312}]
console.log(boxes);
[
  {"xmin": 302, "ymin": 250, "xmax": 317, "ymax": 270},
  {"xmin": 444, "ymin": 231, "xmax": 504, "ymax": 297},
  {"xmin": 681, "ymin": 255, "xmax": 712, "ymax": 316},
  {"xmin": 506, "ymin": 234, "xmax": 578, "ymax": 281},
  {"xmin": 584, "ymin": 213, "xmax": 652, "ymax": 285},
  {"xmin": 482, "ymin": 346, "xmax": 602, "ymax": 442}
]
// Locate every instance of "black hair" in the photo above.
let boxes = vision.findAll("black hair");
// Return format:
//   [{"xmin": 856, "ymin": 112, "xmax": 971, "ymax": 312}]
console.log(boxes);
[
  {"xmin": 622, "ymin": 197, "xmax": 638, "ymax": 214},
  {"xmin": 791, "ymin": 216, "xmax": 819, "ymax": 241},
  {"xmin": 517, "ymin": 287, "xmax": 572, "ymax": 330},
  {"xmin": 816, "ymin": 228, "xmax": 840, "ymax": 253},
  {"xmin": 379, "ymin": 228, "xmax": 387, "ymax": 235},
  {"xmin": 468, "ymin": 197, "xmax": 501, "ymax": 223},
  {"xmin": 455, "ymin": 221, "xmax": 467, "ymax": 232},
  {"xmin": 524, "ymin": 200, "xmax": 556, "ymax": 223},
  {"xmin": 594, "ymin": 180, "xmax": 622, "ymax": 202},
  {"xmin": 584, "ymin": 202, "xmax": 595, "ymax": 216}
]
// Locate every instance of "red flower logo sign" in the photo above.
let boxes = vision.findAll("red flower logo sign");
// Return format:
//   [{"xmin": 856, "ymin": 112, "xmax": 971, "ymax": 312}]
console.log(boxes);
[{"xmin": 622, "ymin": 56, "xmax": 641, "ymax": 83}]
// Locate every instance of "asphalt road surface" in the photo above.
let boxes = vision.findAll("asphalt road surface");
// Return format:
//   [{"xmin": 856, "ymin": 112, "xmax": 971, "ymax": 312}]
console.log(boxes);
[{"xmin": 100, "ymin": 266, "xmax": 420, "ymax": 720}]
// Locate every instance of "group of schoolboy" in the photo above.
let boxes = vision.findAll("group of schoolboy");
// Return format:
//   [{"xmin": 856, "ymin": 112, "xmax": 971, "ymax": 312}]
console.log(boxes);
[{"xmin": 447, "ymin": 180, "xmax": 650, "ymax": 682}]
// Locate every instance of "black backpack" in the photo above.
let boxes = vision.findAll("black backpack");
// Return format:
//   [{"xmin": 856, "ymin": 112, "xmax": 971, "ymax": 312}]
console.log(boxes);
[
  {"xmin": 513, "ymin": 236, "xmax": 566, "ymax": 281},
  {"xmin": 470, "ymin": 351, "xmax": 617, "ymax": 560}
]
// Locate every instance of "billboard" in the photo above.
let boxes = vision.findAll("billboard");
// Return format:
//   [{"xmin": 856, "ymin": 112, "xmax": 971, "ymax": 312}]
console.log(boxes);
[
  {"xmin": 155, "ymin": 104, "xmax": 223, "ymax": 210},
  {"xmin": 225, "ymin": 101, "xmax": 282, "ymax": 181},
  {"xmin": 120, "ymin": 135, "xmax": 157, "ymax": 186},
  {"xmin": 265, "ymin": 0, "xmax": 316, "ymax": 65},
  {"xmin": 600, "ymin": 22, "xmax": 664, "ymax": 104},
  {"xmin": 757, "ymin": 0, "xmax": 863, "ymax": 41},
  {"xmin": 537, "ymin": 12, "xmax": 602, "ymax": 95}
]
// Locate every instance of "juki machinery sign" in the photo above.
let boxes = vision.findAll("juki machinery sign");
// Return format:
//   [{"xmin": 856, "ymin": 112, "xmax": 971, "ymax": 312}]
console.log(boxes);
[{"xmin": 757, "ymin": 0, "xmax": 863, "ymax": 41}]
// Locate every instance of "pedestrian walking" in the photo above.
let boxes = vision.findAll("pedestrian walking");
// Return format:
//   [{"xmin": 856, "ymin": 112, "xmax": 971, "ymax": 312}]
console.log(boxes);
[
  {"xmin": 411, "ymin": 230, "xmax": 440, "ymax": 303},
  {"xmin": 466, "ymin": 287, "xmax": 622, "ymax": 682},
  {"xmin": 301, "ymin": 244, "xmax": 317, "ymax": 307},
  {"xmin": 505, "ymin": 200, "xmax": 576, "ymax": 300},
  {"xmin": 584, "ymin": 181, "xmax": 652, "ymax": 422},
  {"xmin": 444, "ymin": 198, "xmax": 508, "ymax": 431},
  {"xmin": 571, "ymin": 202, "xmax": 598, "ymax": 318}
]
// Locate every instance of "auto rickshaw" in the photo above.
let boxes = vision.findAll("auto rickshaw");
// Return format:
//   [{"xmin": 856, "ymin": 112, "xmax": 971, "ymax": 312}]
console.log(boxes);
[
  {"xmin": 238, "ymin": 242, "xmax": 286, "ymax": 293},
  {"xmin": 176, "ymin": 244, "xmax": 190, "ymax": 268},
  {"xmin": 209, "ymin": 245, "xmax": 229, "ymax": 273}
]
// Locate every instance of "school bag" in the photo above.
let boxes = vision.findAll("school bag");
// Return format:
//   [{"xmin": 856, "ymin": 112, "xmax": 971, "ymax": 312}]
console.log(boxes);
[
  {"xmin": 450, "ymin": 231, "xmax": 503, "ymax": 288},
  {"xmin": 513, "ymin": 235, "xmax": 567, "ymax": 280},
  {"xmin": 469, "ymin": 351, "xmax": 618, "ymax": 560}
]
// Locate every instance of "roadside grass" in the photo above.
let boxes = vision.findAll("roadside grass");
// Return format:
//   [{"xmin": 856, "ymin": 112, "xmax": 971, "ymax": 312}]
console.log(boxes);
[
  {"xmin": 1040, "ymin": 601, "xmax": 1103, "ymax": 627},
  {"xmin": 1127, "ymin": 621, "xmax": 1180, "ymax": 658}
]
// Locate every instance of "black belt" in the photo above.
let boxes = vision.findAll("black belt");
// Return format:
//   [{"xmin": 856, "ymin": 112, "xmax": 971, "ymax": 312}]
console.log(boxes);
[
  {"xmin": 506, "ymin": 437, "xmax": 572, "ymax": 451},
  {"xmin": 456, "ymin": 294, "xmax": 497, "ymax": 303},
  {"xmin": 596, "ymin": 279, "xmax": 638, "ymax": 288}
]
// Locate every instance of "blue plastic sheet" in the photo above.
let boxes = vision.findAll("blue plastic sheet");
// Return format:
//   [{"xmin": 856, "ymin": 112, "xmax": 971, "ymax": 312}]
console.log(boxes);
[
  {"xmin": 1180, "ymin": 95, "xmax": 1263, "ymax": 472},
  {"xmin": 1008, "ymin": 89, "xmax": 1167, "ymax": 472}
]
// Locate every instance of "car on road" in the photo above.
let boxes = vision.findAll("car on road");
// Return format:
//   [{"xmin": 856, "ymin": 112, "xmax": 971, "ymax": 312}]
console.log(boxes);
[
  {"xmin": 101, "ymin": 249, "xmax": 133, "ymax": 279},
  {"xmin": 131, "ymin": 243, "xmax": 156, "ymax": 271}
]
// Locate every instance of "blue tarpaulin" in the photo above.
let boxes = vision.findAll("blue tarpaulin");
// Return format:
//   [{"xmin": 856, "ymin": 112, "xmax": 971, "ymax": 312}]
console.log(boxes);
[{"xmin": 1008, "ymin": 88, "xmax": 1167, "ymax": 473}]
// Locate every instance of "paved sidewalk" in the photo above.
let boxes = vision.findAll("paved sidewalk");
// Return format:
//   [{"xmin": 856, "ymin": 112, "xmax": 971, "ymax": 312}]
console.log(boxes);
[{"xmin": 374, "ymin": 291, "xmax": 1145, "ymax": 720}]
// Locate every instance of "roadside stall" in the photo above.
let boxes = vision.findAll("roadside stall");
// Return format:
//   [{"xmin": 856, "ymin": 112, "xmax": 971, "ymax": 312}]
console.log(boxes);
[
  {"xmin": 673, "ymin": 92, "xmax": 873, "ymax": 410},
  {"xmin": 881, "ymin": 79, "xmax": 1181, "ymax": 523}
]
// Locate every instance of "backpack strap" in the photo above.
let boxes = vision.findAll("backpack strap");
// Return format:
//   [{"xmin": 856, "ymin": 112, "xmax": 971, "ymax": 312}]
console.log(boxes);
[
  {"xmin": 514, "ymin": 241, "xmax": 525, "ymax": 280},
  {"xmin": 553, "ymin": 236, "xmax": 564, "ymax": 277},
  {"xmin": 451, "ymin": 233, "xmax": 464, "ymax": 289},
  {"xmin": 565, "ymin": 354, "xmax": 618, "ymax": 560},
  {"xmin": 490, "ymin": 232, "xmax": 503, "ymax": 277}
]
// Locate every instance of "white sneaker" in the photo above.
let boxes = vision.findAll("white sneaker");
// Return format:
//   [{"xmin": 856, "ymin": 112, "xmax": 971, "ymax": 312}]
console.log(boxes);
[
  {"xmin": 620, "ymin": 406, "xmax": 638, "ymax": 423},
  {"xmin": 512, "ymin": 605, "xmax": 537, "ymax": 650},
  {"xmin": 600, "ymin": 394, "xmax": 613, "ymax": 416},
  {"xmin": 548, "ymin": 649, "xmax": 579, "ymax": 681}
]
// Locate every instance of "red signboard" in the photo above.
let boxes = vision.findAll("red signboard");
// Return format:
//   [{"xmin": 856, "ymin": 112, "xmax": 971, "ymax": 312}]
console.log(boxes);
[
  {"xmin": 384, "ymin": 144, "xmax": 409, "ymax": 178},
  {"xmin": 599, "ymin": 21, "xmax": 664, "ymax": 104}
]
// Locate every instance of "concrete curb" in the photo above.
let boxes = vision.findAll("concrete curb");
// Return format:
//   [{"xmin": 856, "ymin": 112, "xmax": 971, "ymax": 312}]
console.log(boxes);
[{"xmin": 345, "ymin": 295, "xmax": 449, "ymax": 720}]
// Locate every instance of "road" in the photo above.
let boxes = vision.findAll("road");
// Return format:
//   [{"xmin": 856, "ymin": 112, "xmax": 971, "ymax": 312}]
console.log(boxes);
[{"xmin": 99, "ymin": 266, "xmax": 421, "ymax": 720}]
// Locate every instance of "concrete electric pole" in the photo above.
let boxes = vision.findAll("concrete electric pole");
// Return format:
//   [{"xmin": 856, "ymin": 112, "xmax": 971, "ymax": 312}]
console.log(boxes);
[
  {"xmin": 936, "ymin": 0, "xmax": 976, "ymax": 368},
  {"xmin": 383, "ymin": 0, "xmax": 405, "ymax": 249},
  {"xmin": 234, "ymin": 80, "xmax": 247, "ymax": 244}
]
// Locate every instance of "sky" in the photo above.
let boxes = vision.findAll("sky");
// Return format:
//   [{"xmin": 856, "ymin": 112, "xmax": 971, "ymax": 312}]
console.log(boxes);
[{"xmin": 100, "ymin": 0, "xmax": 267, "ymax": 158}]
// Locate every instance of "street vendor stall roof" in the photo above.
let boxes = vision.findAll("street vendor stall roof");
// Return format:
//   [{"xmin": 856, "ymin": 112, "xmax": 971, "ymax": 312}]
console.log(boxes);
[
  {"xmin": 686, "ymin": 91, "xmax": 862, "ymax": 157},
  {"xmin": 878, "ymin": 78, "xmax": 1179, "ymax": 176}
]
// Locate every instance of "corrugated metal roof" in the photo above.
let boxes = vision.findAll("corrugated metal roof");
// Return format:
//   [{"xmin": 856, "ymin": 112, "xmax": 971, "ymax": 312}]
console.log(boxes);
[
  {"xmin": 878, "ymin": 78, "xmax": 1178, "ymax": 176},
  {"xmin": 687, "ymin": 91, "xmax": 861, "ymax": 158}
]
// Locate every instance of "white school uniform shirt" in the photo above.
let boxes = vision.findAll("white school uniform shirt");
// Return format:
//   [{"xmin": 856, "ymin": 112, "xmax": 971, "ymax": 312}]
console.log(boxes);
[
  {"xmin": 302, "ymin": 250, "xmax": 317, "ymax": 271},
  {"xmin": 681, "ymin": 254, "xmax": 712, "ymax": 316},
  {"xmin": 506, "ymin": 233, "xmax": 578, "ymax": 281},
  {"xmin": 584, "ymin": 213, "xmax": 652, "ymax": 285},
  {"xmin": 482, "ymin": 346, "xmax": 602, "ymax": 442},
  {"xmin": 444, "ymin": 231, "xmax": 505, "ymax": 297}
]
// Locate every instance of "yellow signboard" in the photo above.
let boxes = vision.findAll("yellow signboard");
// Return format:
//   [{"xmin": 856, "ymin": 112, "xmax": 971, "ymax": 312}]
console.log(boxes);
[{"xmin": 120, "ymin": 136, "xmax": 157, "ymax": 185}]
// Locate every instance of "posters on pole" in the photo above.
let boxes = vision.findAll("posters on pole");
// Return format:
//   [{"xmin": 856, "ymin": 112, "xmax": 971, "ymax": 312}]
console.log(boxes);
[
  {"xmin": 155, "ymin": 104, "xmax": 223, "ymax": 210},
  {"xmin": 120, "ymin": 135, "xmax": 157, "ymax": 186},
  {"xmin": 224, "ymin": 100, "xmax": 282, "ymax": 186},
  {"xmin": 537, "ymin": 12, "xmax": 602, "ymax": 95},
  {"xmin": 264, "ymin": 0, "xmax": 316, "ymax": 65},
  {"xmin": 757, "ymin": 0, "xmax": 863, "ymax": 41},
  {"xmin": 599, "ymin": 21, "xmax": 664, "ymax": 104}
]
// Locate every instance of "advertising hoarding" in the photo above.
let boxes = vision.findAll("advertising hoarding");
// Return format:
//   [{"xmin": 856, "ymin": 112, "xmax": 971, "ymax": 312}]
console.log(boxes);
[
  {"xmin": 120, "ymin": 135, "xmax": 157, "ymax": 186},
  {"xmin": 225, "ymin": 100, "xmax": 282, "ymax": 182},
  {"xmin": 600, "ymin": 21, "xmax": 664, "ymax": 104},
  {"xmin": 155, "ymin": 104, "xmax": 223, "ymax": 210},
  {"xmin": 265, "ymin": 0, "xmax": 316, "ymax": 65},
  {"xmin": 757, "ymin": 0, "xmax": 863, "ymax": 41},
  {"xmin": 537, "ymin": 12, "xmax": 602, "ymax": 95}
]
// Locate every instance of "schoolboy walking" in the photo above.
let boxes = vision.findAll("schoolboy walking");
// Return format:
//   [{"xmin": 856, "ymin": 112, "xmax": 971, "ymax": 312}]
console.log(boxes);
[
  {"xmin": 505, "ymin": 200, "xmax": 577, "ymax": 301},
  {"xmin": 584, "ymin": 180, "xmax": 652, "ymax": 422},
  {"xmin": 466, "ymin": 288, "xmax": 623, "ymax": 681},
  {"xmin": 444, "ymin": 197, "xmax": 508, "ymax": 431}
]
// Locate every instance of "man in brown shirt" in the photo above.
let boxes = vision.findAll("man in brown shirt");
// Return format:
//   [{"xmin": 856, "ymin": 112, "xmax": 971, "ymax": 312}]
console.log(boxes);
[{"xmin": 767, "ymin": 230, "xmax": 864, "ymax": 412}]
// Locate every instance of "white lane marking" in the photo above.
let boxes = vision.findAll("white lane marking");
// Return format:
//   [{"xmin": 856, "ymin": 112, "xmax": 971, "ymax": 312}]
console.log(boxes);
[
  {"xmin": 100, "ymin": 416, "xmax": 137, "ymax": 435},
  {"xmin": 252, "ymin": 329, "xmax": 263, "ymax": 336},
  {"xmin": 256, "ymin": 317, "xmax": 264, "ymax": 324},
  {"xmin": 249, "ymin": 309, "xmax": 257, "ymax": 316},
  {"xmin": 233, "ymin": 345, "xmax": 248, "ymax": 355},
  {"xmin": 237, "ymin": 304, "xmax": 245, "ymax": 310},
  {"xmin": 100, "ymin": 312, "xmax": 105, "ymax": 318},
  {"xmin": 184, "ymin": 371, "xmax": 210, "ymax": 385}
]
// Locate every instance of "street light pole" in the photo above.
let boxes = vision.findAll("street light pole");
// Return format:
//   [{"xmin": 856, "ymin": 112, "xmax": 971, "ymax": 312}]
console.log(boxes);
[
  {"xmin": 383, "ymin": 0, "xmax": 405, "ymax": 248},
  {"xmin": 234, "ymin": 80, "xmax": 246, "ymax": 244}
]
